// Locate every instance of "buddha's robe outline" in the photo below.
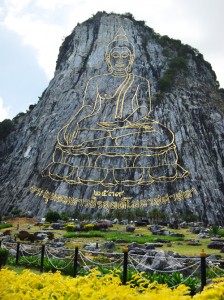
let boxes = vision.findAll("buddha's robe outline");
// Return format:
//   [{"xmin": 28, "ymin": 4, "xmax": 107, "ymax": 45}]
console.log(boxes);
[{"xmin": 42, "ymin": 72, "xmax": 189, "ymax": 186}]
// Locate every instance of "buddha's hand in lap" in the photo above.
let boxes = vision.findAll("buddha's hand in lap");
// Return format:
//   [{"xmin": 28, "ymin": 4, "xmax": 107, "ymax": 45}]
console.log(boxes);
[
  {"xmin": 71, "ymin": 143, "xmax": 84, "ymax": 151},
  {"xmin": 97, "ymin": 121, "xmax": 128, "ymax": 129},
  {"xmin": 97, "ymin": 122, "xmax": 117, "ymax": 128},
  {"xmin": 97, "ymin": 120, "xmax": 143, "ymax": 129}
]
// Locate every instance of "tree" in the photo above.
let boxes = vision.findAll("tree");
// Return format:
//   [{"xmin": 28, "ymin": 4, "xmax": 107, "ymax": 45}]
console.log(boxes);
[
  {"xmin": 71, "ymin": 208, "xmax": 80, "ymax": 220},
  {"xmin": 96, "ymin": 211, "xmax": 103, "ymax": 220},
  {"xmin": 181, "ymin": 213, "xmax": 198, "ymax": 223},
  {"xmin": 125, "ymin": 209, "xmax": 135, "ymax": 222},
  {"xmin": 135, "ymin": 209, "xmax": 147, "ymax": 220},
  {"xmin": 148, "ymin": 208, "xmax": 167, "ymax": 224},
  {"xmin": 11, "ymin": 209, "xmax": 22, "ymax": 217},
  {"xmin": 45, "ymin": 210, "xmax": 61, "ymax": 223},
  {"xmin": 112, "ymin": 209, "xmax": 124, "ymax": 220},
  {"xmin": 0, "ymin": 119, "xmax": 13, "ymax": 140}
]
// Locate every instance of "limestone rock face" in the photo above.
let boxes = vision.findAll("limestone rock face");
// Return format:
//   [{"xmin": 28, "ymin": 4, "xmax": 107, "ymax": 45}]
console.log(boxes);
[{"xmin": 0, "ymin": 12, "xmax": 223, "ymax": 224}]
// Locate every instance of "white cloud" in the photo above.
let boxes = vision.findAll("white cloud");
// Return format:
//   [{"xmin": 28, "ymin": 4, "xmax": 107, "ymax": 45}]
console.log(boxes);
[
  {"xmin": 1, "ymin": 0, "xmax": 224, "ymax": 86},
  {"xmin": 0, "ymin": 96, "xmax": 10, "ymax": 121},
  {"xmin": 2, "ymin": 0, "xmax": 66, "ymax": 79}
]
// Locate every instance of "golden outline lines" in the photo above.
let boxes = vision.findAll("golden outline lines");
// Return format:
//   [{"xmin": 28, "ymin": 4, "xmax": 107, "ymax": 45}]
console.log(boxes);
[{"xmin": 42, "ymin": 27, "xmax": 189, "ymax": 186}]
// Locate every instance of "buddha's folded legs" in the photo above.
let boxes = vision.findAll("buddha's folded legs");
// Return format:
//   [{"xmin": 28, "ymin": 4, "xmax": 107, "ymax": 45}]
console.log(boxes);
[{"xmin": 41, "ymin": 139, "xmax": 189, "ymax": 185}]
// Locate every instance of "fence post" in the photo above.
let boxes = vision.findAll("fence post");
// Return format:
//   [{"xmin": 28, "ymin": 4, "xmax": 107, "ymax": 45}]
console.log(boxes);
[
  {"xmin": 200, "ymin": 249, "xmax": 206, "ymax": 291},
  {"xmin": 73, "ymin": 246, "xmax": 79, "ymax": 278},
  {"xmin": 16, "ymin": 241, "xmax": 20, "ymax": 265},
  {"xmin": 40, "ymin": 242, "xmax": 45, "ymax": 273},
  {"xmin": 122, "ymin": 247, "xmax": 128, "ymax": 285}
]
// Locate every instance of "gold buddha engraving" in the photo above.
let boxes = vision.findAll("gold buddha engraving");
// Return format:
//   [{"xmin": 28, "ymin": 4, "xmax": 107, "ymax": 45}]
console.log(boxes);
[{"xmin": 42, "ymin": 27, "xmax": 189, "ymax": 186}]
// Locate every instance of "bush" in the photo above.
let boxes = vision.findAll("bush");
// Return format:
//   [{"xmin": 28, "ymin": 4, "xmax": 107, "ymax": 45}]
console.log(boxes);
[
  {"xmin": 14, "ymin": 112, "xmax": 26, "ymax": 119},
  {"xmin": 3, "ymin": 230, "xmax": 11, "ymax": 236},
  {"xmin": 169, "ymin": 57, "xmax": 187, "ymax": 70},
  {"xmin": 42, "ymin": 222, "xmax": 51, "ymax": 229},
  {"xmin": 0, "ymin": 119, "xmax": 13, "ymax": 140},
  {"xmin": 65, "ymin": 224, "xmax": 77, "ymax": 232},
  {"xmin": 46, "ymin": 232, "xmax": 54, "ymax": 240},
  {"xmin": 17, "ymin": 230, "xmax": 30, "ymax": 241},
  {"xmin": 0, "ymin": 248, "xmax": 9, "ymax": 268},
  {"xmin": 209, "ymin": 225, "xmax": 219, "ymax": 235},
  {"xmin": 158, "ymin": 75, "xmax": 172, "ymax": 92},
  {"xmin": 95, "ymin": 221, "xmax": 110, "ymax": 230},
  {"xmin": 2, "ymin": 268, "xmax": 223, "ymax": 299},
  {"xmin": 45, "ymin": 211, "xmax": 61, "ymax": 223},
  {"xmin": 28, "ymin": 104, "xmax": 36, "ymax": 111},
  {"xmin": 11, "ymin": 209, "xmax": 23, "ymax": 217},
  {"xmin": 83, "ymin": 224, "xmax": 95, "ymax": 231},
  {"xmin": 60, "ymin": 212, "xmax": 69, "ymax": 221}
]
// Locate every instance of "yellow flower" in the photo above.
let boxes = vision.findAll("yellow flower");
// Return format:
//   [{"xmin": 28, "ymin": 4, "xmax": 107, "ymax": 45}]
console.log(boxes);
[{"xmin": 0, "ymin": 268, "xmax": 224, "ymax": 300}]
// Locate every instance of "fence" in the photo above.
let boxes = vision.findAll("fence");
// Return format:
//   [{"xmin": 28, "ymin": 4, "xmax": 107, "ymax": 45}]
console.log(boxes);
[{"xmin": 1, "ymin": 239, "xmax": 224, "ymax": 291}]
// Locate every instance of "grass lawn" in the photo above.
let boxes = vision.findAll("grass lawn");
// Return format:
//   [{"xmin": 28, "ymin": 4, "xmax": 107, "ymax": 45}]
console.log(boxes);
[{"xmin": 1, "ymin": 218, "xmax": 224, "ymax": 257}]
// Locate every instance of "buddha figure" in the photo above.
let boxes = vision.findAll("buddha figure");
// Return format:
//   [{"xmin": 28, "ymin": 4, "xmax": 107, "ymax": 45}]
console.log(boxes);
[{"xmin": 42, "ymin": 27, "xmax": 189, "ymax": 186}]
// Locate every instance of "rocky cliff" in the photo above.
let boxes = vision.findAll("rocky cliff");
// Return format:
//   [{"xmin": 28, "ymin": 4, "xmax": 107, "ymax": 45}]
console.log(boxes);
[{"xmin": 0, "ymin": 12, "xmax": 223, "ymax": 224}]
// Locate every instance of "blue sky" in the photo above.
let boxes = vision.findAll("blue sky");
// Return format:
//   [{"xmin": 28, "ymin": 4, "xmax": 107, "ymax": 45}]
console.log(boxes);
[{"xmin": 0, "ymin": 0, "xmax": 223, "ymax": 121}]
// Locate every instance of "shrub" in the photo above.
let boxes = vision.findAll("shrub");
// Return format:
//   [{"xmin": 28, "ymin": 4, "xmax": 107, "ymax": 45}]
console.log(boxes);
[
  {"xmin": 181, "ymin": 214, "xmax": 198, "ymax": 223},
  {"xmin": 1, "ymin": 269, "xmax": 224, "ymax": 299},
  {"xmin": 0, "ymin": 248, "xmax": 9, "ymax": 268},
  {"xmin": 14, "ymin": 112, "xmax": 25, "ymax": 119},
  {"xmin": 47, "ymin": 232, "xmax": 54, "ymax": 240},
  {"xmin": 83, "ymin": 223, "xmax": 95, "ymax": 231},
  {"xmin": 95, "ymin": 221, "xmax": 110, "ymax": 230},
  {"xmin": 28, "ymin": 104, "xmax": 36, "ymax": 111},
  {"xmin": 27, "ymin": 233, "xmax": 35, "ymax": 243},
  {"xmin": 42, "ymin": 222, "xmax": 51, "ymax": 229},
  {"xmin": 11, "ymin": 208, "xmax": 23, "ymax": 217},
  {"xmin": 65, "ymin": 223, "xmax": 77, "ymax": 232},
  {"xmin": 45, "ymin": 210, "xmax": 61, "ymax": 223},
  {"xmin": 60, "ymin": 212, "xmax": 69, "ymax": 221},
  {"xmin": 17, "ymin": 230, "xmax": 30, "ymax": 241},
  {"xmin": 3, "ymin": 230, "xmax": 11, "ymax": 236},
  {"xmin": 158, "ymin": 75, "xmax": 172, "ymax": 92},
  {"xmin": 169, "ymin": 57, "xmax": 187, "ymax": 70},
  {"xmin": 209, "ymin": 225, "xmax": 219, "ymax": 235}
]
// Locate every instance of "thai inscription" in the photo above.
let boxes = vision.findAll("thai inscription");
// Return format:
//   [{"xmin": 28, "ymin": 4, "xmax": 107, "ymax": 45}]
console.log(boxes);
[{"xmin": 30, "ymin": 186, "xmax": 197, "ymax": 212}]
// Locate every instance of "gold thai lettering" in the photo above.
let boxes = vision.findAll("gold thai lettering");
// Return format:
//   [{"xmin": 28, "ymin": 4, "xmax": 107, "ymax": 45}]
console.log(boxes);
[
  {"xmin": 29, "ymin": 185, "xmax": 198, "ymax": 210},
  {"xmin": 110, "ymin": 201, "xmax": 118, "ymax": 209},
  {"xmin": 163, "ymin": 194, "xmax": 170, "ymax": 204},
  {"xmin": 140, "ymin": 200, "xmax": 147, "ymax": 208},
  {"xmin": 93, "ymin": 190, "xmax": 124, "ymax": 197},
  {"xmin": 42, "ymin": 190, "xmax": 51, "ymax": 203},
  {"xmin": 174, "ymin": 190, "xmax": 184, "ymax": 200},
  {"xmin": 94, "ymin": 190, "xmax": 101, "ymax": 197},
  {"xmin": 97, "ymin": 201, "xmax": 103, "ymax": 209}
]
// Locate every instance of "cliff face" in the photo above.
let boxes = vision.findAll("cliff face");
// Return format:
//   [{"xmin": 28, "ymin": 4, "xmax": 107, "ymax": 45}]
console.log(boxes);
[{"xmin": 0, "ymin": 12, "xmax": 223, "ymax": 224}]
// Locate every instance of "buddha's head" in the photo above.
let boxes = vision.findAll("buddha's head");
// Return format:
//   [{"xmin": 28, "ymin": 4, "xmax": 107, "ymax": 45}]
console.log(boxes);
[{"xmin": 105, "ymin": 27, "xmax": 135, "ymax": 75}]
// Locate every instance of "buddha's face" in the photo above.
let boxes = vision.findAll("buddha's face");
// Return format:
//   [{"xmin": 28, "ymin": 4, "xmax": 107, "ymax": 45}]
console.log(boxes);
[{"xmin": 109, "ymin": 46, "xmax": 132, "ymax": 73}]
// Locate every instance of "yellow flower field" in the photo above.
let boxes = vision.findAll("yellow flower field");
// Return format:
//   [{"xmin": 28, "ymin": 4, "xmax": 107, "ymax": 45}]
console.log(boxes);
[{"xmin": 0, "ymin": 268, "xmax": 224, "ymax": 300}]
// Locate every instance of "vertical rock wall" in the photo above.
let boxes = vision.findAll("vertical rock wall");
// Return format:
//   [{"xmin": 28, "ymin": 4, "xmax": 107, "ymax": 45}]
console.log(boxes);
[{"xmin": 0, "ymin": 12, "xmax": 223, "ymax": 224}]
